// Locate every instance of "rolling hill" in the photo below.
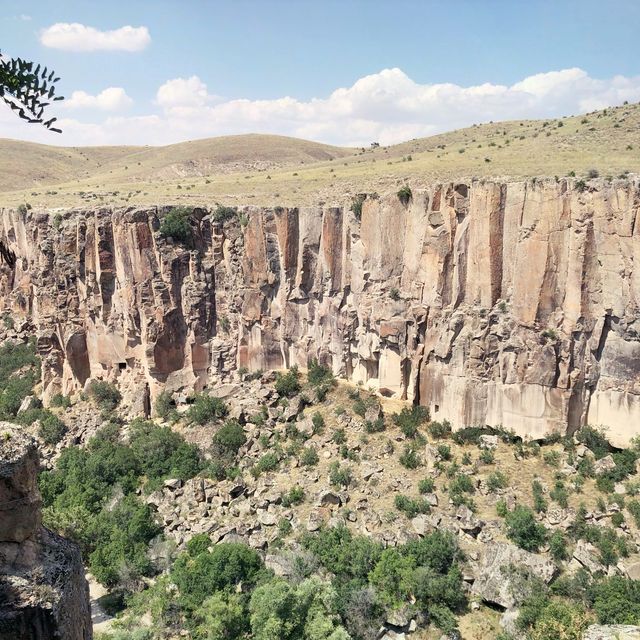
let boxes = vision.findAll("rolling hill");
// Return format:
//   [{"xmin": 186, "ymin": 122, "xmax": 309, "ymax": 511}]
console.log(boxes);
[{"xmin": 1, "ymin": 102, "xmax": 638, "ymax": 209}]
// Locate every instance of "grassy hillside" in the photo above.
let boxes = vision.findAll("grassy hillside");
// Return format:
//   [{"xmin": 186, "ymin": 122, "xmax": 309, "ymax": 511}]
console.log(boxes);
[{"xmin": 1, "ymin": 102, "xmax": 639, "ymax": 209}]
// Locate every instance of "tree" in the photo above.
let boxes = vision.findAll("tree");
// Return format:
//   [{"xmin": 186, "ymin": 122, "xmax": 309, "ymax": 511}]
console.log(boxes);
[{"xmin": 0, "ymin": 52, "xmax": 63, "ymax": 131}]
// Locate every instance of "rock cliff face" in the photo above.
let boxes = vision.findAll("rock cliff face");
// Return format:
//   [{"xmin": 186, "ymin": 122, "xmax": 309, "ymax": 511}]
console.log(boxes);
[
  {"xmin": 1, "ymin": 177, "xmax": 640, "ymax": 445},
  {"xmin": 0, "ymin": 423, "xmax": 92, "ymax": 639}
]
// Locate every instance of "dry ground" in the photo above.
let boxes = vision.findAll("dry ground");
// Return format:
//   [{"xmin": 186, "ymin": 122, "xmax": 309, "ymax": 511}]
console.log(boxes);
[{"xmin": 2, "ymin": 102, "xmax": 639, "ymax": 210}]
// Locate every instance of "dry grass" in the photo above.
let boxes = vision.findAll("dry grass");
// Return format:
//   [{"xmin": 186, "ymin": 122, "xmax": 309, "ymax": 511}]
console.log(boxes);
[{"xmin": 2, "ymin": 102, "xmax": 639, "ymax": 209}]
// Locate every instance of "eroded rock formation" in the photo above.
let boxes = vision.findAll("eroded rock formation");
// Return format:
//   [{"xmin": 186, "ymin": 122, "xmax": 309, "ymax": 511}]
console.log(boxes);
[
  {"xmin": 2, "ymin": 177, "xmax": 640, "ymax": 445},
  {"xmin": 0, "ymin": 423, "xmax": 91, "ymax": 639}
]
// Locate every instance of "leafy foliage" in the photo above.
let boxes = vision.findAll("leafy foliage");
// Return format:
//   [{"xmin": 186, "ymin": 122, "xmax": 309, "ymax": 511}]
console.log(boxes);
[
  {"xmin": 0, "ymin": 53, "xmax": 64, "ymax": 131},
  {"xmin": 159, "ymin": 207, "xmax": 193, "ymax": 244},
  {"xmin": 504, "ymin": 505, "xmax": 547, "ymax": 551},
  {"xmin": 187, "ymin": 393, "xmax": 228, "ymax": 425}
]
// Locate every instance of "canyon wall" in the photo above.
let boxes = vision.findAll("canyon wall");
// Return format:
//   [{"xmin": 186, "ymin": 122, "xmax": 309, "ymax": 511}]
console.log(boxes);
[
  {"xmin": 1, "ymin": 177, "xmax": 639, "ymax": 445},
  {"xmin": 0, "ymin": 424, "xmax": 92, "ymax": 639}
]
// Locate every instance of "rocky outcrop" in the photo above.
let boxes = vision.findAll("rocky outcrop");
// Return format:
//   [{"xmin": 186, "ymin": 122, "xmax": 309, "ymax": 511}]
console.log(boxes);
[
  {"xmin": 583, "ymin": 626, "xmax": 640, "ymax": 640},
  {"xmin": 0, "ymin": 423, "xmax": 91, "ymax": 639},
  {"xmin": 2, "ymin": 177, "xmax": 640, "ymax": 444}
]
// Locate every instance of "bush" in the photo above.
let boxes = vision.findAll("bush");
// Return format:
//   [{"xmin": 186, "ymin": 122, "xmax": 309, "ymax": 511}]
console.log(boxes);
[
  {"xmin": 504, "ymin": 505, "xmax": 547, "ymax": 551},
  {"xmin": 329, "ymin": 462, "xmax": 352, "ymax": 487},
  {"xmin": 187, "ymin": 393, "xmax": 228, "ymax": 425},
  {"xmin": 300, "ymin": 447, "xmax": 319, "ymax": 467},
  {"xmin": 253, "ymin": 451, "xmax": 280, "ymax": 476},
  {"xmin": 127, "ymin": 419, "xmax": 203, "ymax": 483},
  {"xmin": 275, "ymin": 367, "xmax": 301, "ymax": 398},
  {"xmin": 307, "ymin": 358, "xmax": 335, "ymax": 387},
  {"xmin": 172, "ymin": 542, "xmax": 264, "ymax": 610},
  {"xmin": 399, "ymin": 445, "xmax": 421, "ymax": 469},
  {"xmin": 212, "ymin": 420, "xmax": 246, "ymax": 457},
  {"xmin": 37, "ymin": 410, "xmax": 67, "ymax": 445},
  {"xmin": 311, "ymin": 412, "xmax": 325, "ymax": 434},
  {"xmin": 350, "ymin": 194, "xmax": 366, "ymax": 220},
  {"xmin": 437, "ymin": 444, "xmax": 452, "ymax": 461},
  {"xmin": 212, "ymin": 204, "xmax": 237, "ymax": 223},
  {"xmin": 88, "ymin": 380, "xmax": 122, "ymax": 411},
  {"xmin": 393, "ymin": 406, "xmax": 429, "ymax": 438},
  {"xmin": 627, "ymin": 499, "xmax": 640, "ymax": 527},
  {"xmin": 486, "ymin": 471, "xmax": 508, "ymax": 493},
  {"xmin": 154, "ymin": 390, "xmax": 174, "ymax": 419},
  {"xmin": 395, "ymin": 494, "xmax": 431, "ymax": 518},
  {"xmin": 532, "ymin": 480, "xmax": 548, "ymax": 513},
  {"xmin": 549, "ymin": 531, "xmax": 568, "ymax": 561},
  {"xmin": 365, "ymin": 417, "xmax": 385, "ymax": 433},
  {"xmin": 397, "ymin": 185, "xmax": 412, "ymax": 205},
  {"xmin": 428, "ymin": 420, "xmax": 452, "ymax": 439},
  {"xmin": 418, "ymin": 478, "xmax": 435, "ymax": 494},
  {"xmin": 50, "ymin": 393, "xmax": 71, "ymax": 408},
  {"xmin": 590, "ymin": 576, "xmax": 640, "ymax": 624},
  {"xmin": 281, "ymin": 486, "xmax": 305, "ymax": 507},
  {"xmin": 159, "ymin": 206, "xmax": 193, "ymax": 244},
  {"xmin": 332, "ymin": 428, "xmax": 347, "ymax": 445}
]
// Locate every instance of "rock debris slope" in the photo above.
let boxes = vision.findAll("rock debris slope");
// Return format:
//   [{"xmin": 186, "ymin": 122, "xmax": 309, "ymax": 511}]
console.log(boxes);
[{"xmin": 1, "ymin": 177, "xmax": 640, "ymax": 445}]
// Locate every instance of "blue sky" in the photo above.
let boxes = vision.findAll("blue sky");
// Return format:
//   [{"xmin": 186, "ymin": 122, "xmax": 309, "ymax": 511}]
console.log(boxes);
[{"xmin": 2, "ymin": 0, "xmax": 640, "ymax": 146}]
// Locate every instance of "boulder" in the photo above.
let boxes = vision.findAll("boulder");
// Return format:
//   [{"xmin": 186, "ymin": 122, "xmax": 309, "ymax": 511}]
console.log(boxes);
[{"xmin": 471, "ymin": 543, "xmax": 556, "ymax": 609}]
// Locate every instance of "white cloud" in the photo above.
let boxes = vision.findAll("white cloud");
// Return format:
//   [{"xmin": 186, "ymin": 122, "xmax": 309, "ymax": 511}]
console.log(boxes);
[
  {"xmin": 156, "ymin": 76, "xmax": 212, "ymax": 108},
  {"xmin": 65, "ymin": 87, "xmax": 133, "ymax": 111},
  {"xmin": 40, "ymin": 23, "xmax": 150, "ymax": 52},
  {"xmin": 19, "ymin": 14, "xmax": 32, "ymax": 21},
  {"xmin": 2, "ymin": 67, "xmax": 640, "ymax": 147}
]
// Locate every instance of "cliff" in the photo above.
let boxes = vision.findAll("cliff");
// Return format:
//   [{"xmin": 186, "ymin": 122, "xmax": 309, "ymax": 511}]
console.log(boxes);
[
  {"xmin": 0, "ymin": 423, "xmax": 92, "ymax": 639},
  {"xmin": 1, "ymin": 177, "xmax": 639, "ymax": 446}
]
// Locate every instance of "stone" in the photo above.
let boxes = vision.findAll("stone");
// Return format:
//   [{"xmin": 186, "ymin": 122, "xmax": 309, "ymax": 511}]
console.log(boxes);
[
  {"xmin": 583, "ymin": 626, "xmax": 640, "ymax": 640},
  {"xmin": 624, "ymin": 561, "xmax": 640, "ymax": 581},
  {"xmin": 317, "ymin": 490, "xmax": 342, "ymax": 507},
  {"xmin": 573, "ymin": 540, "xmax": 606, "ymax": 574},
  {"xmin": 471, "ymin": 543, "xmax": 557, "ymax": 608},
  {"xmin": 257, "ymin": 511, "xmax": 277, "ymax": 526},
  {"xmin": 594, "ymin": 455, "xmax": 616, "ymax": 476},
  {"xmin": 479, "ymin": 434, "xmax": 499, "ymax": 450}
]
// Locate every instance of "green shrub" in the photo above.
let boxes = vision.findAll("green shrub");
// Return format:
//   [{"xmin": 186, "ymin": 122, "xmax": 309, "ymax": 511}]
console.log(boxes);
[
  {"xmin": 393, "ymin": 405, "xmax": 429, "ymax": 438},
  {"xmin": 172, "ymin": 542, "xmax": 264, "ymax": 610},
  {"xmin": 281, "ymin": 486, "xmax": 305, "ymax": 507},
  {"xmin": 212, "ymin": 204, "xmax": 237, "ymax": 223},
  {"xmin": 504, "ymin": 505, "xmax": 547, "ymax": 551},
  {"xmin": 212, "ymin": 420, "xmax": 246, "ymax": 457},
  {"xmin": 37, "ymin": 410, "xmax": 67, "ymax": 445},
  {"xmin": 153, "ymin": 390, "xmax": 174, "ymax": 420},
  {"xmin": 627, "ymin": 499, "xmax": 640, "ymax": 526},
  {"xmin": 50, "ymin": 393, "xmax": 71, "ymax": 408},
  {"xmin": 418, "ymin": 478, "xmax": 435, "ymax": 494},
  {"xmin": 329, "ymin": 461, "xmax": 352, "ymax": 487},
  {"xmin": 395, "ymin": 494, "xmax": 431, "ymax": 518},
  {"xmin": 128, "ymin": 418, "xmax": 203, "ymax": 483},
  {"xmin": 532, "ymin": 480, "xmax": 548, "ymax": 513},
  {"xmin": 428, "ymin": 420, "xmax": 452, "ymax": 439},
  {"xmin": 575, "ymin": 426, "xmax": 610, "ymax": 458},
  {"xmin": 254, "ymin": 451, "xmax": 280, "ymax": 476},
  {"xmin": 549, "ymin": 531, "xmax": 568, "ymax": 561},
  {"xmin": 88, "ymin": 380, "xmax": 122, "ymax": 411},
  {"xmin": 300, "ymin": 447, "xmax": 319, "ymax": 467},
  {"xmin": 159, "ymin": 206, "xmax": 193, "ymax": 244},
  {"xmin": 437, "ymin": 444, "xmax": 452, "ymax": 461},
  {"xmin": 486, "ymin": 471, "xmax": 508, "ymax": 493},
  {"xmin": 479, "ymin": 448, "xmax": 495, "ymax": 464},
  {"xmin": 365, "ymin": 417, "xmax": 385, "ymax": 433},
  {"xmin": 550, "ymin": 480, "xmax": 569, "ymax": 508},
  {"xmin": 590, "ymin": 575, "xmax": 640, "ymax": 624},
  {"xmin": 311, "ymin": 412, "xmax": 325, "ymax": 434},
  {"xmin": 278, "ymin": 518, "xmax": 293, "ymax": 536},
  {"xmin": 275, "ymin": 367, "xmax": 301, "ymax": 398},
  {"xmin": 187, "ymin": 393, "xmax": 228, "ymax": 425},
  {"xmin": 397, "ymin": 185, "xmax": 412, "ymax": 205},
  {"xmin": 307, "ymin": 358, "xmax": 335, "ymax": 387},
  {"xmin": 350, "ymin": 194, "xmax": 366, "ymax": 220},
  {"xmin": 332, "ymin": 428, "xmax": 346, "ymax": 445},
  {"xmin": 399, "ymin": 445, "xmax": 421, "ymax": 469}
]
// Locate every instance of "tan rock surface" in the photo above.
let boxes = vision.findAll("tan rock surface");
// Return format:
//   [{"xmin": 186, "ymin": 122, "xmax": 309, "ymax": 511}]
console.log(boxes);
[{"xmin": 2, "ymin": 177, "xmax": 640, "ymax": 445}]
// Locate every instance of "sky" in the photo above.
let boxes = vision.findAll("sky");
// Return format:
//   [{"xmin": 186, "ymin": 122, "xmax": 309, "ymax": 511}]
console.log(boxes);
[{"xmin": 2, "ymin": 0, "xmax": 640, "ymax": 147}]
